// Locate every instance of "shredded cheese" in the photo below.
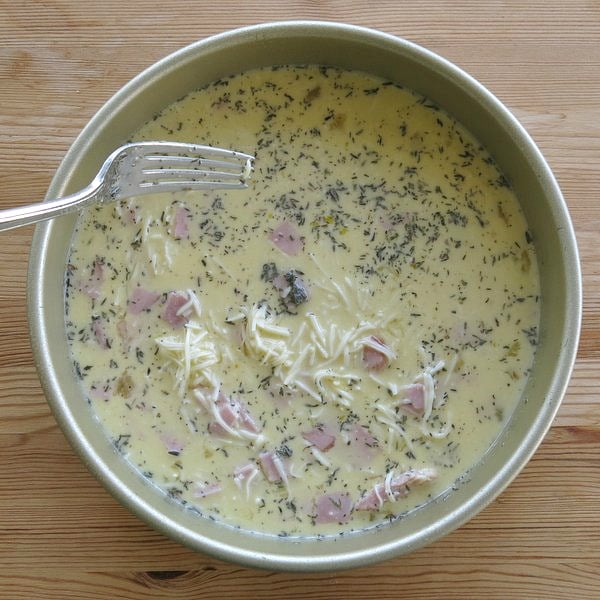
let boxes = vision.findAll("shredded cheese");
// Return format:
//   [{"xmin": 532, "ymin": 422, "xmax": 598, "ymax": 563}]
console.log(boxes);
[
  {"xmin": 234, "ymin": 464, "xmax": 260, "ymax": 499},
  {"xmin": 310, "ymin": 446, "xmax": 331, "ymax": 467},
  {"xmin": 420, "ymin": 371, "xmax": 435, "ymax": 422},
  {"xmin": 154, "ymin": 278, "xmax": 454, "ymax": 464},
  {"xmin": 384, "ymin": 470, "xmax": 394, "ymax": 502},
  {"xmin": 374, "ymin": 484, "xmax": 385, "ymax": 509},
  {"xmin": 272, "ymin": 453, "xmax": 291, "ymax": 496},
  {"xmin": 241, "ymin": 304, "xmax": 291, "ymax": 368},
  {"xmin": 356, "ymin": 335, "xmax": 397, "ymax": 361}
]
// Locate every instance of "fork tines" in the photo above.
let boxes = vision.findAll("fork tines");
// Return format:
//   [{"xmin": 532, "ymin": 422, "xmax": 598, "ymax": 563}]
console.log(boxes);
[{"xmin": 135, "ymin": 142, "xmax": 254, "ymax": 192}]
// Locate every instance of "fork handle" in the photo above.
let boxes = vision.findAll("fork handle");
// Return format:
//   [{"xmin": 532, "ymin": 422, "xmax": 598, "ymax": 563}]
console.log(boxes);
[{"xmin": 0, "ymin": 182, "xmax": 101, "ymax": 232}]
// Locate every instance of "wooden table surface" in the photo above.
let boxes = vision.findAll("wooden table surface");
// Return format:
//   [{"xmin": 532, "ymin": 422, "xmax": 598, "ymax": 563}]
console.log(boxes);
[{"xmin": 1, "ymin": 1, "xmax": 598, "ymax": 598}]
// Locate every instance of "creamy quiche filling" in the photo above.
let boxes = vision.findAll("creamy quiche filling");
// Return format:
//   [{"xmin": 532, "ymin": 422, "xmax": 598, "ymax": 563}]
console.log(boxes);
[{"xmin": 65, "ymin": 66, "xmax": 540, "ymax": 536}]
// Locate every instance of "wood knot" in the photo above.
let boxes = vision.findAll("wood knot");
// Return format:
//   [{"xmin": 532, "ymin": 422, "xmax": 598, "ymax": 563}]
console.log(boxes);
[{"xmin": 146, "ymin": 570, "xmax": 188, "ymax": 580}]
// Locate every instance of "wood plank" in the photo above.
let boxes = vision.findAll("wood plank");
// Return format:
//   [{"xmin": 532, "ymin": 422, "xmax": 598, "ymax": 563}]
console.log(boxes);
[
  {"xmin": 0, "ymin": 426, "xmax": 597, "ymax": 570},
  {"xmin": 1, "ymin": 561, "xmax": 600, "ymax": 600}
]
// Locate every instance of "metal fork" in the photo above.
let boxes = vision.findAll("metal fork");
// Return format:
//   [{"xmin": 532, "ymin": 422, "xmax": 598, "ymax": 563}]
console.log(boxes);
[{"xmin": 0, "ymin": 141, "xmax": 255, "ymax": 232}]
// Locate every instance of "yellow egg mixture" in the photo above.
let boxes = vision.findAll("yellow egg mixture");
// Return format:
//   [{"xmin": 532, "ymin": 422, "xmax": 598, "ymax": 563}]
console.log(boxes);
[{"xmin": 65, "ymin": 66, "xmax": 540, "ymax": 537}]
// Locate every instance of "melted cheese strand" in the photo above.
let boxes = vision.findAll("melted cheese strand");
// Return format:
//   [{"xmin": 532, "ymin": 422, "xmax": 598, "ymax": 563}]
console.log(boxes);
[{"xmin": 384, "ymin": 470, "xmax": 395, "ymax": 502}]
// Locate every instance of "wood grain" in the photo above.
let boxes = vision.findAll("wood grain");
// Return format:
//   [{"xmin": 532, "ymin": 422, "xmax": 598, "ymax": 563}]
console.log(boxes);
[{"xmin": 0, "ymin": 1, "xmax": 598, "ymax": 598}]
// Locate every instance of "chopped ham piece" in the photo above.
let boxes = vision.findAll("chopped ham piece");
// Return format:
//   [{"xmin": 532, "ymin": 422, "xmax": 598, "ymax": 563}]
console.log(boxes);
[
  {"xmin": 125, "ymin": 207, "xmax": 139, "ymax": 225},
  {"xmin": 79, "ymin": 259, "xmax": 105, "ymax": 299},
  {"xmin": 269, "ymin": 221, "xmax": 304, "ymax": 256},
  {"xmin": 223, "ymin": 394, "xmax": 259, "ymax": 433},
  {"xmin": 351, "ymin": 424, "xmax": 379, "ymax": 453},
  {"xmin": 171, "ymin": 205, "xmax": 190, "ymax": 239},
  {"xmin": 128, "ymin": 286, "xmax": 160, "ymax": 314},
  {"xmin": 118, "ymin": 199, "xmax": 140, "ymax": 225},
  {"xmin": 208, "ymin": 393, "xmax": 261, "ymax": 439},
  {"xmin": 92, "ymin": 318, "xmax": 110, "ymax": 349},
  {"xmin": 302, "ymin": 425, "xmax": 336, "ymax": 451},
  {"xmin": 258, "ymin": 450, "xmax": 288, "ymax": 483},
  {"xmin": 216, "ymin": 400, "xmax": 238, "ymax": 427},
  {"xmin": 343, "ymin": 423, "xmax": 381, "ymax": 466},
  {"xmin": 399, "ymin": 383, "xmax": 426, "ymax": 416},
  {"xmin": 272, "ymin": 274, "xmax": 287, "ymax": 291},
  {"xmin": 160, "ymin": 434, "xmax": 184, "ymax": 455},
  {"xmin": 207, "ymin": 421, "xmax": 226, "ymax": 436},
  {"xmin": 162, "ymin": 291, "xmax": 190, "ymax": 328},
  {"xmin": 355, "ymin": 468, "xmax": 436, "ymax": 511},
  {"xmin": 314, "ymin": 492, "xmax": 353, "ymax": 524},
  {"xmin": 116, "ymin": 317, "xmax": 140, "ymax": 348},
  {"xmin": 362, "ymin": 335, "xmax": 391, "ymax": 372},
  {"xmin": 234, "ymin": 463, "xmax": 259, "ymax": 481},
  {"xmin": 193, "ymin": 482, "xmax": 222, "ymax": 499},
  {"xmin": 89, "ymin": 381, "xmax": 111, "ymax": 400}
]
